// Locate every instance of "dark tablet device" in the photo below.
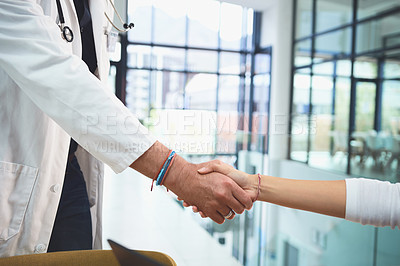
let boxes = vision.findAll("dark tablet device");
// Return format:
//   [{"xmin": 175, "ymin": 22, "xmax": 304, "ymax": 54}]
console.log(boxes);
[{"xmin": 107, "ymin": 239, "xmax": 163, "ymax": 266}]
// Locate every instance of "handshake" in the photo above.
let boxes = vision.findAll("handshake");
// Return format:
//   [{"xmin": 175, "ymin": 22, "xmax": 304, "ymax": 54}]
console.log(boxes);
[
  {"xmin": 131, "ymin": 142, "xmax": 260, "ymax": 224},
  {"xmin": 175, "ymin": 160, "xmax": 260, "ymax": 224},
  {"xmin": 133, "ymin": 142, "xmax": 346, "ymax": 225}
]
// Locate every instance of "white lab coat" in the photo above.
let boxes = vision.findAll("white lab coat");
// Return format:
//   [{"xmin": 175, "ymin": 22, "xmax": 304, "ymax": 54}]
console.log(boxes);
[{"xmin": 0, "ymin": 0, "xmax": 155, "ymax": 256}]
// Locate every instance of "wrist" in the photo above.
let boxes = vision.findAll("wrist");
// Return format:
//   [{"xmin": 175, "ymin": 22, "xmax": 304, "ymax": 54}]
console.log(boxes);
[
  {"xmin": 248, "ymin": 174, "xmax": 259, "ymax": 194},
  {"xmin": 162, "ymin": 155, "xmax": 193, "ymax": 195}
]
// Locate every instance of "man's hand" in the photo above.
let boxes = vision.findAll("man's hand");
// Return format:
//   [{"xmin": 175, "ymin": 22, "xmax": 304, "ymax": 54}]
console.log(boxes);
[
  {"xmin": 165, "ymin": 158, "xmax": 253, "ymax": 224},
  {"xmin": 130, "ymin": 141, "xmax": 253, "ymax": 224}
]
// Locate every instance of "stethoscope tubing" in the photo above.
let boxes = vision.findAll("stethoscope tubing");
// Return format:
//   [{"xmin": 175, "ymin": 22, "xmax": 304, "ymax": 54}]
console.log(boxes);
[{"xmin": 56, "ymin": 0, "xmax": 133, "ymax": 43}]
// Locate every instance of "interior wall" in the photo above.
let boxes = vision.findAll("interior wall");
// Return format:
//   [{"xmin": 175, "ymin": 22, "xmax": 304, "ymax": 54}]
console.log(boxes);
[{"xmin": 258, "ymin": 0, "xmax": 294, "ymax": 178}]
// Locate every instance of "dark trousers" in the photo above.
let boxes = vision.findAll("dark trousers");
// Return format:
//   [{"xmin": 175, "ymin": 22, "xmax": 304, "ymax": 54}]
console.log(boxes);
[{"xmin": 47, "ymin": 155, "xmax": 92, "ymax": 252}]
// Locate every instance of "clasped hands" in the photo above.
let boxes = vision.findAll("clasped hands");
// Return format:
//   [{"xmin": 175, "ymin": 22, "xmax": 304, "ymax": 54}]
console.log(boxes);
[{"xmin": 175, "ymin": 160, "xmax": 259, "ymax": 224}]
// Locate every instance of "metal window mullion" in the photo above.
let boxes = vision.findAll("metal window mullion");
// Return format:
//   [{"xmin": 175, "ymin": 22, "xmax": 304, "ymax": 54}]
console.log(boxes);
[
  {"xmin": 294, "ymin": 6, "xmax": 400, "ymax": 43},
  {"xmin": 246, "ymin": 13, "xmax": 259, "ymax": 151},
  {"xmin": 374, "ymin": 57, "xmax": 384, "ymax": 132},
  {"xmin": 330, "ymin": 60, "xmax": 338, "ymax": 155},
  {"xmin": 288, "ymin": 0, "xmax": 298, "ymax": 160},
  {"xmin": 347, "ymin": 0, "xmax": 358, "ymax": 175},
  {"xmin": 306, "ymin": 0, "xmax": 317, "ymax": 164}
]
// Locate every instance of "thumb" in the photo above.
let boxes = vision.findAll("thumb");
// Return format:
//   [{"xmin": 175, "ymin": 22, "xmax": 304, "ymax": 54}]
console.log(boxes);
[
  {"xmin": 197, "ymin": 166, "xmax": 212, "ymax": 174},
  {"xmin": 198, "ymin": 161, "xmax": 231, "ymax": 175}
]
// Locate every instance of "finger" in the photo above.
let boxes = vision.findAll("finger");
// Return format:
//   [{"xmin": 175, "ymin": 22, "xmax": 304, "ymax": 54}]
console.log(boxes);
[
  {"xmin": 227, "ymin": 194, "xmax": 246, "ymax": 214},
  {"xmin": 231, "ymin": 183, "xmax": 253, "ymax": 210},
  {"xmin": 219, "ymin": 209, "xmax": 235, "ymax": 220},
  {"xmin": 197, "ymin": 160, "xmax": 229, "ymax": 175},
  {"xmin": 192, "ymin": 206, "xmax": 199, "ymax": 213},
  {"xmin": 182, "ymin": 202, "xmax": 190, "ymax": 207},
  {"xmin": 208, "ymin": 210, "xmax": 225, "ymax": 224},
  {"xmin": 199, "ymin": 211, "xmax": 207, "ymax": 218},
  {"xmin": 177, "ymin": 196, "xmax": 183, "ymax": 201},
  {"xmin": 197, "ymin": 166, "xmax": 212, "ymax": 174}
]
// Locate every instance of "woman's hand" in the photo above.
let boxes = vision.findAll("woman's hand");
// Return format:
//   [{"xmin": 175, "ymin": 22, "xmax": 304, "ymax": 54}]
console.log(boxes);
[
  {"xmin": 197, "ymin": 160, "xmax": 258, "ymax": 200},
  {"xmin": 179, "ymin": 160, "xmax": 259, "ymax": 219}
]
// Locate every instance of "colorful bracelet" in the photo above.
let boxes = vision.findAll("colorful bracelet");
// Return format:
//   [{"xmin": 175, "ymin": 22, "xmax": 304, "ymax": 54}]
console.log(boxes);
[
  {"xmin": 156, "ymin": 151, "xmax": 176, "ymax": 186},
  {"xmin": 255, "ymin": 173, "xmax": 261, "ymax": 202},
  {"xmin": 151, "ymin": 150, "xmax": 172, "ymax": 191},
  {"xmin": 151, "ymin": 150, "xmax": 176, "ymax": 191}
]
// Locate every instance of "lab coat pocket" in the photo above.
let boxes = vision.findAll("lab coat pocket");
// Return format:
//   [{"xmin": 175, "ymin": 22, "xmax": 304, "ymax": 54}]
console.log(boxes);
[{"xmin": 0, "ymin": 161, "xmax": 38, "ymax": 241}]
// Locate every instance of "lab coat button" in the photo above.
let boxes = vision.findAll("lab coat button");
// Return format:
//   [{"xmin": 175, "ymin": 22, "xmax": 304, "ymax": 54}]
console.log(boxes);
[
  {"xmin": 50, "ymin": 184, "xmax": 61, "ymax": 193},
  {"xmin": 34, "ymin": 244, "xmax": 46, "ymax": 253}
]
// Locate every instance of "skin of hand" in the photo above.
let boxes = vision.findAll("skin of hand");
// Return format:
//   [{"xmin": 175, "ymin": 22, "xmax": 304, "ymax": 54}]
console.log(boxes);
[
  {"xmin": 131, "ymin": 142, "xmax": 253, "ymax": 224},
  {"xmin": 179, "ymin": 160, "xmax": 259, "ymax": 219},
  {"xmin": 184, "ymin": 159, "xmax": 346, "ymax": 219}
]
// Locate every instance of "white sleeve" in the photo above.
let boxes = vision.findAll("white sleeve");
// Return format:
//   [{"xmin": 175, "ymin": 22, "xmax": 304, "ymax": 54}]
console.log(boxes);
[
  {"xmin": 0, "ymin": 1, "xmax": 156, "ymax": 173},
  {"xmin": 345, "ymin": 178, "xmax": 400, "ymax": 228}
]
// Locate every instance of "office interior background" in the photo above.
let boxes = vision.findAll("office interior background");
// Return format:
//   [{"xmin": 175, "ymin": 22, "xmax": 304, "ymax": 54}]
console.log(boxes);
[{"xmin": 103, "ymin": 0, "xmax": 400, "ymax": 265}]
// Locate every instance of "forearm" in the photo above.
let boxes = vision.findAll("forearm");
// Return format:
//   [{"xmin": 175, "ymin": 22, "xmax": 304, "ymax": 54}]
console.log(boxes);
[{"xmin": 253, "ymin": 175, "xmax": 346, "ymax": 218}]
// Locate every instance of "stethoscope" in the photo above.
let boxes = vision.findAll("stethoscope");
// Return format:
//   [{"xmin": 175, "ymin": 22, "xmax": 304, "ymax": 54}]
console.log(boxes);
[{"xmin": 56, "ymin": 0, "xmax": 134, "ymax": 43}]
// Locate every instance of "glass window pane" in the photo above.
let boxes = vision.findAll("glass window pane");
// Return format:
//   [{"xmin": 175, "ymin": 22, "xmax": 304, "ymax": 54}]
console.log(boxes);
[
  {"xmin": 315, "ymin": 28, "xmax": 352, "ymax": 62},
  {"xmin": 126, "ymin": 70, "xmax": 150, "ymax": 120},
  {"xmin": 151, "ymin": 47, "xmax": 185, "ymax": 71},
  {"xmin": 150, "ymin": 71, "xmax": 184, "ymax": 109},
  {"xmin": 295, "ymin": 0, "xmax": 313, "ymax": 39},
  {"xmin": 294, "ymin": 39, "xmax": 312, "ymax": 67},
  {"xmin": 217, "ymin": 75, "xmax": 240, "ymax": 154},
  {"xmin": 220, "ymin": 52, "xmax": 241, "ymax": 74},
  {"xmin": 309, "ymin": 75, "xmax": 335, "ymax": 170},
  {"xmin": 127, "ymin": 0, "xmax": 152, "ymax": 43},
  {"xmin": 357, "ymin": 0, "xmax": 400, "ymax": 20},
  {"xmin": 312, "ymin": 61, "xmax": 334, "ymax": 76},
  {"xmin": 218, "ymin": 75, "xmax": 240, "ymax": 111},
  {"xmin": 336, "ymin": 60, "xmax": 352, "ymax": 77},
  {"xmin": 290, "ymin": 71, "xmax": 311, "ymax": 162},
  {"xmin": 292, "ymin": 72, "xmax": 311, "ymax": 116},
  {"xmin": 334, "ymin": 78, "xmax": 351, "ymax": 133},
  {"xmin": 236, "ymin": 74, "xmax": 250, "ymax": 151},
  {"xmin": 382, "ymin": 81, "xmax": 400, "ymax": 134},
  {"xmin": 149, "ymin": 109, "xmax": 216, "ymax": 155},
  {"xmin": 255, "ymin": 53, "xmax": 271, "ymax": 74},
  {"xmin": 330, "ymin": 77, "xmax": 351, "ymax": 174},
  {"xmin": 246, "ymin": 9, "xmax": 254, "ymax": 51},
  {"xmin": 127, "ymin": 45, "xmax": 152, "ymax": 68},
  {"xmin": 384, "ymin": 59, "xmax": 400, "ymax": 79},
  {"xmin": 381, "ymin": 81, "xmax": 400, "ymax": 177},
  {"xmin": 316, "ymin": 0, "xmax": 352, "ymax": 33},
  {"xmin": 187, "ymin": 0, "xmax": 219, "ymax": 49},
  {"xmin": 185, "ymin": 73, "xmax": 217, "ymax": 110},
  {"xmin": 350, "ymin": 81, "xmax": 377, "ymax": 178},
  {"xmin": 355, "ymin": 82, "xmax": 376, "ymax": 132},
  {"xmin": 153, "ymin": 0, "xmax": 187, "ymax": 45},
  {"xmin": 220, "ymin": 2, "xmax": 243, "ymax": 50},
  {"xmin": 354, "ymin": 58, "xmax": 378, "ymax": 79},
  {"xmin": 251, "ymin": 74, "xmax": 270, "ymax": 153},
  {"xmin": 357, "ymin": 14, "xmax": 400, "ymax": 54},
  {"xmin": 187, "ymin": 50, "xmax": 218, "ymax": 73}
]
